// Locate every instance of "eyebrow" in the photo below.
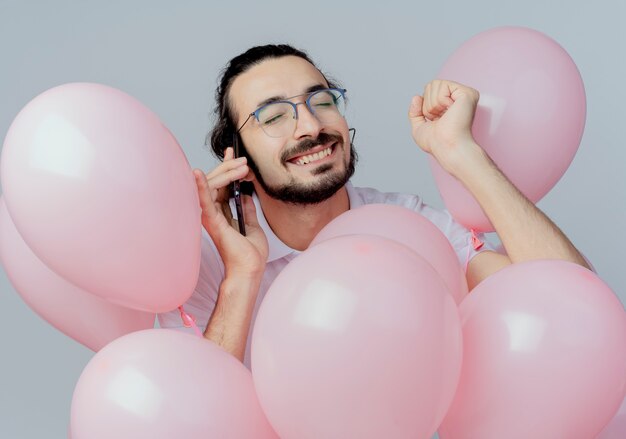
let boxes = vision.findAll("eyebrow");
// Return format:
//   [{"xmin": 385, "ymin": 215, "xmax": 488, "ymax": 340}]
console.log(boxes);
[{"xmin": 255, "ymin": 83, "xmax": 328, "ymax": 109}]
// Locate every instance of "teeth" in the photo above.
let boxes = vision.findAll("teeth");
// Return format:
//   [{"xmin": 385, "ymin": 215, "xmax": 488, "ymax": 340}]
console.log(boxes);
[{"xmin": 296, "ymin": 147, "xmax": 332, "ymax": 165}]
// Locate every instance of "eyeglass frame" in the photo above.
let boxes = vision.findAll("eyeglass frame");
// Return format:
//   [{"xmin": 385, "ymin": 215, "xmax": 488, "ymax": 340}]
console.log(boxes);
[{"xmin": 235, "ymin": 87, "xmax": 348, "ymax": 137}]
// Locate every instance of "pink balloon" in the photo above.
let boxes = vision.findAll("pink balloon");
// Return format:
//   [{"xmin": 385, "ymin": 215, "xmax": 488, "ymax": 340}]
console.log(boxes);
[
  {"xmin": 439, "ymin": 261, "xmax": 626, "ymax": 439},
  {"xmin": 252, "ymin": 235, "xmax": 462, "ymax": 439},
  {"xmin": 597, "ymin": 394, "xmax": 626, "ymax": 439},
  {"xmin": 71, "ymin": 329, "xmax": 278, "ymax": 439},
  {"xmin": 0, "ymin": 83, "xmax": 201, "ymax": 312},
  {"xmin": 310, "ymin": 204, "xmax": 468, "ymax": 304},
  {"xmin": 432, "ymin": 27, "xmax": 586, "ymax": 231},
  {"xmin": 0, "ymin": 197, "xmax": 155, "ymax": 351}
]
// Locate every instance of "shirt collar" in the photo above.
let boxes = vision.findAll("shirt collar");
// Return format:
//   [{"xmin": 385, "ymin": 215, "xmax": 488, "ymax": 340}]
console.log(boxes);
[{"xmin": 231, "ymin": 182, "xmax": 361, "ymax": 263}]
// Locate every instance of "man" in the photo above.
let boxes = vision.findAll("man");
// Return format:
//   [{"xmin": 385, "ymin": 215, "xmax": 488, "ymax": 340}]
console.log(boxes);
[{"xmin": 158, "ymin": 44, "xmax": 589, "ymax": 366}]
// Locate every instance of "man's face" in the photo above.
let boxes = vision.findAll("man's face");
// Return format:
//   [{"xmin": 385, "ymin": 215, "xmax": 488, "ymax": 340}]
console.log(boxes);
[{"xmin": 229, "ymin": 56, "xmax": 354, "ymax": 205}]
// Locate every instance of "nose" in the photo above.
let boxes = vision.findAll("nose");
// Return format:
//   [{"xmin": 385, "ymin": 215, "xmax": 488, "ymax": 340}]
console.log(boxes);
[{"xmin": 292, "ymin": 102, "xmax": 323, "ymax": 139}]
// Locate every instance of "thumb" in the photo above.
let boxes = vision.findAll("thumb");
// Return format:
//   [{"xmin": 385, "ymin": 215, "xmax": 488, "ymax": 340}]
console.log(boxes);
[{"xmin": 408, "ymin": 95, "xmax": 427, "ymax": 130}]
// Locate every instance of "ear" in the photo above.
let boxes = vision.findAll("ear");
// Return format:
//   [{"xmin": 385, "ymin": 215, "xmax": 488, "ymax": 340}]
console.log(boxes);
[{"xmin": 242, "ymin": 168, "xmax": 256, "ymax": 183}]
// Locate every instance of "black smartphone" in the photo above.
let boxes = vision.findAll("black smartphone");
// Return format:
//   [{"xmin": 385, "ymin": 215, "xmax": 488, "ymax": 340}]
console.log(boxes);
[{"xmin": 232, "ymin": 134, "xmax": 246, "ymax": 236}]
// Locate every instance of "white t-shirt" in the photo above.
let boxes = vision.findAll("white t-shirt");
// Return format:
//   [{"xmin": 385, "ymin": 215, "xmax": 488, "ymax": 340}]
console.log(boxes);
[{"xmin": 158, "ymin": 182, "xmax": 492, "ymax": 367}]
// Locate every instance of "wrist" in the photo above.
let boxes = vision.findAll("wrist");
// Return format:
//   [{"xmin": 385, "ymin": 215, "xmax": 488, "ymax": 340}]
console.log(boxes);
[
  {"xmin": 224, "ymin": 264, "xmax": 266, "ymax": 282},
  {"xmin": 443, "ymin": 140, "xmax": 493, "ymax": 181},
  {"xmin": 218, "ymin": 270, "xmax": 264, "ymax": 304}
]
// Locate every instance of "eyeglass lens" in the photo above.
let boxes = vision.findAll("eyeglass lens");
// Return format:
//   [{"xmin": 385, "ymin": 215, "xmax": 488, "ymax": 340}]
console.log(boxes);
[{"xmin": 256, "ymin": 89, "xmax": 346, "ymax": 138}]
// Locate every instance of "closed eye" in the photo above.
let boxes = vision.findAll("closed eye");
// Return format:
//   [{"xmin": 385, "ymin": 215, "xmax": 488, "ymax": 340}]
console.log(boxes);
[{"xmin": 263, "ymin": 113, "xmax": 286, "ymax": 125}]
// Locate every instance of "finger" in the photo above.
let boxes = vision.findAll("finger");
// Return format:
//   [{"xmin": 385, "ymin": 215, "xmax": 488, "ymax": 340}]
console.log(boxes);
[
  {"xmin": 215, "ymin": 183, "xmax": 231, "ymax": 203},
  {"xmin": 428, "ymin": 81, "xmax": 453, "ymax": 119},
  {"xmin": 224, "ymin": 147, "xmax": 234, "ymax": 161},
  {"xmin": 217, "ymin": 191, "xmax": 235, "ymax": 223},
  {"xmin": 422, "ymin": 82, "xmax": 432, "ymax": 119},
  {"xmin": 193, "ymin": 168, "xmax": 218, "ymax": 219},
  {"xmin": 427, "ymin": 80, "xmax": 440, "ymax": 115},
  {"xmin": 422, "ymin": 83, "xmax": 436, "ymax": 120},
  {"xmin": 438, "ymin": 82, "xmax": 455, "ymax": 108},
  {"xmin": 408, "ymin": 95, "xmax": 427, "ymax": 130},
  {"xmin": 449, "ymin": 82, "xmax": 479, "ymax": 106},
  {"xmin": 205, "ymin": 156, "xmax": 247, "ymax": 181},
  {"xmin": 207, "ymin": 164, "xmax": 249, "ymax": 190}
]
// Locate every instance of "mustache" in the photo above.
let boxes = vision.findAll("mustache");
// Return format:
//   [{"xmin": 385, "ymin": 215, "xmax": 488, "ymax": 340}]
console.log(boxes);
[{"xmin": 281, "ymin": 132, "xmax": 343, "ymax": 162}]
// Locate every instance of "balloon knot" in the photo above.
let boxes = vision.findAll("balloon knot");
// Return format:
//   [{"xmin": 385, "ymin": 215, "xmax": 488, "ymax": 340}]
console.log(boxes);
[
  {"xmin": 178, "ymin": 306, "xmax": 196, "ymax": 328},
  {"xmin": 470, "ymin": 229, "xmax": 484, "ymax": 250}
]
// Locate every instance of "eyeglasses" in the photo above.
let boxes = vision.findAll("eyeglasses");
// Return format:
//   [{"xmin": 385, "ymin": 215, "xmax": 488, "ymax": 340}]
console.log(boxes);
[{"xmin": 236, "ymin": 88, "xmax": 347, "ymax": 138}]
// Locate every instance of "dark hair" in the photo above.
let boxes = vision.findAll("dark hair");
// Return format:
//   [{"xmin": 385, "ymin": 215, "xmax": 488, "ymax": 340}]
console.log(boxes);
[{"xmin": 207, "ymin": 44, "xmax": 339, "ymax": 160}]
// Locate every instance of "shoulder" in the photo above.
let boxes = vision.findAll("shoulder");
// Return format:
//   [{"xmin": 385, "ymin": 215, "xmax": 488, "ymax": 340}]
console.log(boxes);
[
  {"xmin": 352, "ymin": 185, "xmax": 445, "ymax": 235},
  {"xmin": 350, "ymin": 185, "xmax": 493, "ymax": 262},
  {"xmin": 351, "ymin": 185, "xmax": 458, "ymax": 233},
  {"xmin": 351, "ymin": 186, "xmax": 453, "ymax": 229},
  {"xmin": 350, "ymin": 185, "xmax": 424, "ymax": 210}
]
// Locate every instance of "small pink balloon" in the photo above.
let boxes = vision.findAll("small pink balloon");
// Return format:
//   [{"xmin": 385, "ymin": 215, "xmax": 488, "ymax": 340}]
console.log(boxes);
[
  {"xmin": 0, "ymin": 197, "xmax": 155, "ymax": 351},
  {"xmin": 252, "ymin": 235, "xmax": 462, "ymax": 439},
  {"xmin": 71, "ymin": 329, "xmax": 278, "ymax": 439},
  {"xmin": 597, "ymin": 394, "xmax": 626, "ymax": 439},
  {"xmin": 432, "ymin": 27, "xmax": 586, "ymax": 231},
  {"xmin": 1, "ymin": 83, "xmax": 201, "ymax": 312},
  {"xmin": 439, "ymin": 260, "xmax": 626, "ymax": 439},
  {"xmin": 310, "ymin": 204, "xmax": 468, "ymax": 304}
]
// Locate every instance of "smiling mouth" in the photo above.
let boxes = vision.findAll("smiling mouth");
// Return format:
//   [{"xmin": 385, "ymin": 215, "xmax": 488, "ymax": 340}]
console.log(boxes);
[{"xmin": 288, "ymin": 143, "xmax": 336, "ymax": 166}]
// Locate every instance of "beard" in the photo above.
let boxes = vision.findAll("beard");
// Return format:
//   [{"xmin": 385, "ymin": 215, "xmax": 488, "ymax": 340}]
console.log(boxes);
[{"xmin": 244, "ymin": 132, "xmax": 358, "ymax": 205}]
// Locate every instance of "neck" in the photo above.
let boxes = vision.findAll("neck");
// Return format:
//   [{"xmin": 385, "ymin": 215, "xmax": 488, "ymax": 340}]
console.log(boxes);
[{"xmin": 255, "ymin": 185, "xmax": 350, "ymax": 251}]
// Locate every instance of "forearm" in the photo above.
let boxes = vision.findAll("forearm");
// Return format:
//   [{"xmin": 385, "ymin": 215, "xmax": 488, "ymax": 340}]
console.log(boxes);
[
  {"xmin": 453, "ymin": 141, "xmax": 590, "ymax": 268},
  {"xmin": 203, "ymin": 272, "xmax": 262, "ymax": 362}
]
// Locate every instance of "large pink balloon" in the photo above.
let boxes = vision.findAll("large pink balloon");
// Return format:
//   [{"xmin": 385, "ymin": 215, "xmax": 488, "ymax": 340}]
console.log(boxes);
[
  {"xmin": 252, "ymin": 235, "xmax": 462, "ymax": 439},
  {"xmin": 597, "ymin": 395, "xmax": 626, "ymax": 439},
  {"xmin": 439, "ymin": 261, "xmax": 626, "ymax": 439},
  {"xmin": 71, "ymin": 329, "xmax": 278, "ymax": 439},
  {"xmin": 0, "ymin": 83, "xmax": 201, "ymax": 312},
  {"xmin": 310, "ymin": 204, "xmax": 468, "ymax": 304},
  {"xmin": 432, "ymin": 27, "xmax": 586, "ymax": 231},
  {"xmin": 0, "ymin": 197, "xmax": 155, "ymax": 351}
]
